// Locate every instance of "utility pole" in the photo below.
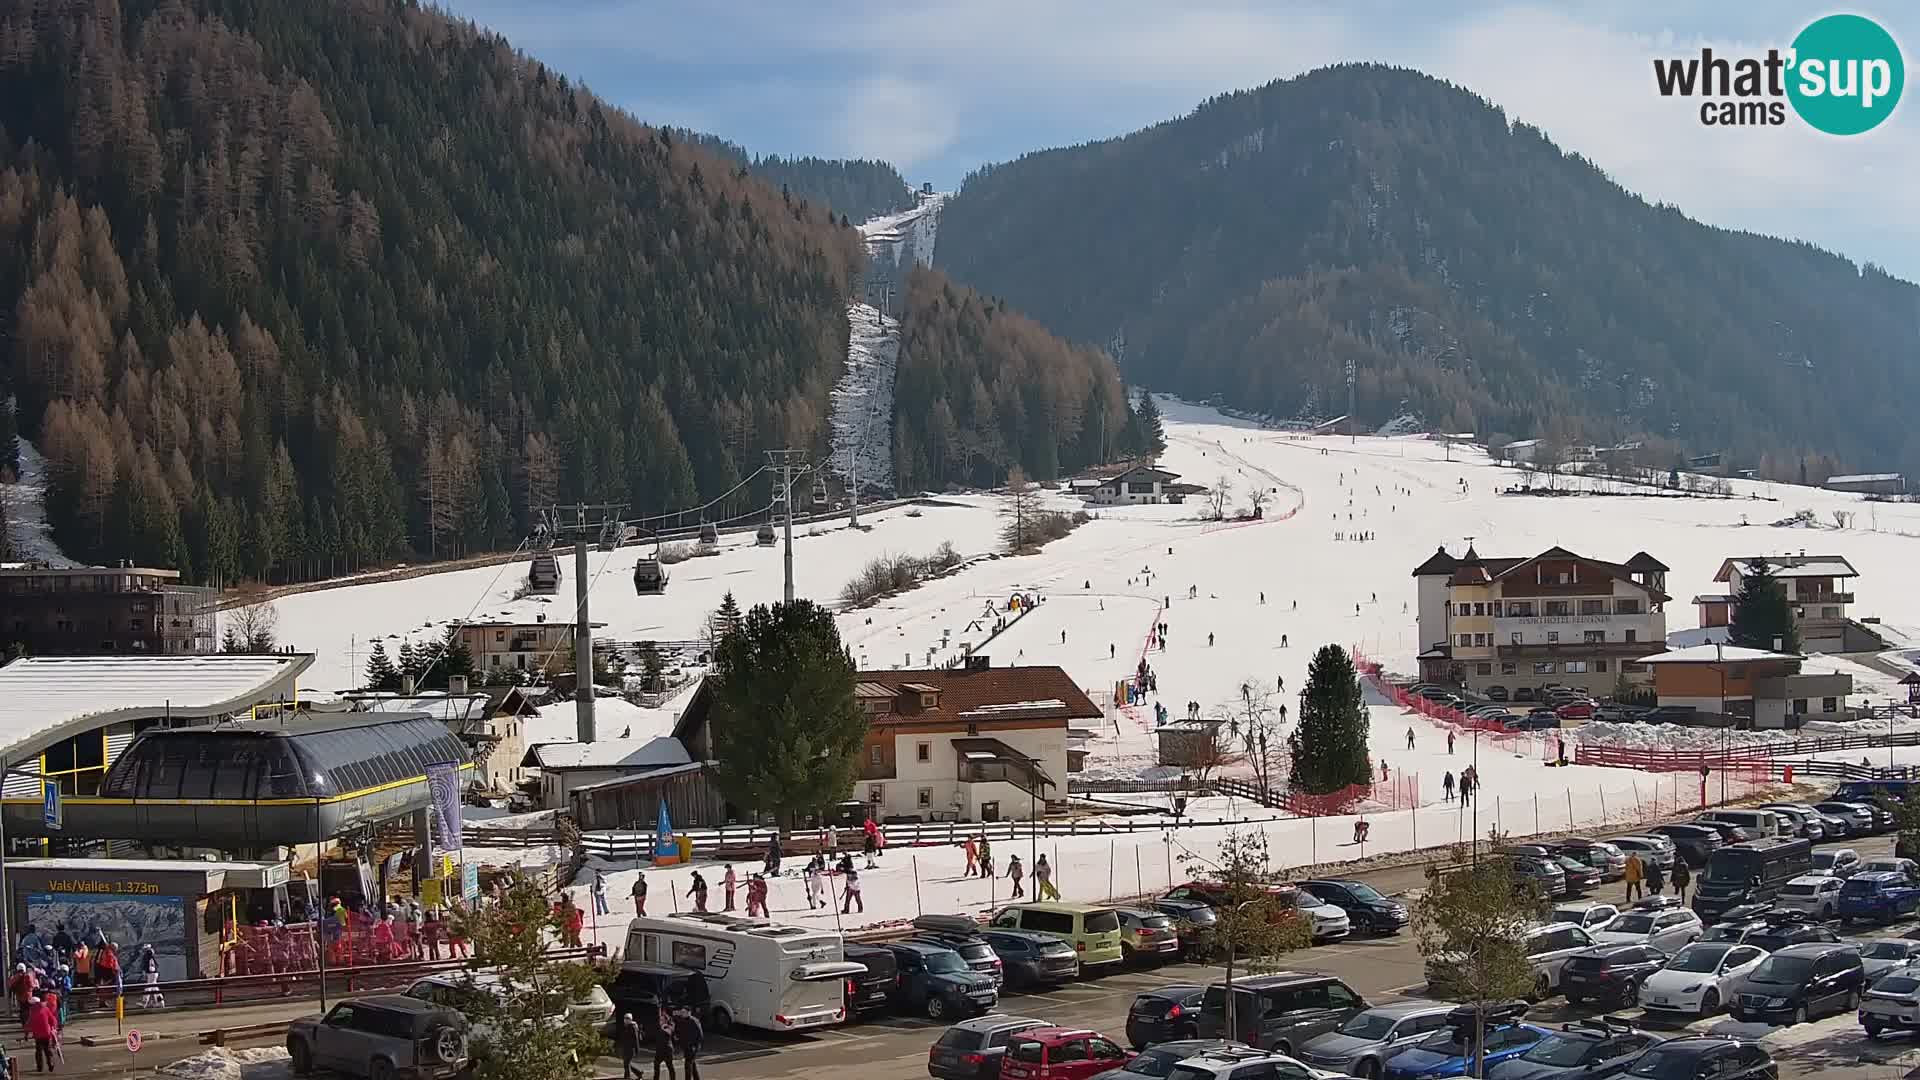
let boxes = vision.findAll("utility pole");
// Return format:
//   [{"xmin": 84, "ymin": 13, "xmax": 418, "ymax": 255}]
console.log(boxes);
[
  {"xmin": 766, "ymin": 450, "xmax": 809, "ymax": 604},
  {"xmin": 1346, "ymin": 358, "xmax": 1356, "ymax": 445},
  {"xmin": 575, "ymin": 539, "xmax": 595, "ymax": 744}
]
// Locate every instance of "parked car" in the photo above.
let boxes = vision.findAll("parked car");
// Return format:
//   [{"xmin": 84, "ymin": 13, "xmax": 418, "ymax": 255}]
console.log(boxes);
[
  {"xmin": 1554, "ymin": 701, "xmax": 1595, "ymax": 721},
  {"xmin": 886, "ymin": 941, "xmax": 1001, "ymax": 1020},
  {"xmin": 1509, "ymin": 856, "xmax": 1568, "ymax": 898},
  {"xmin": 1859, "ymin": 857, "xmax": 1920, "ymax": 883},
  {"xmin": 1620, "ymin": 1036, "xmax": 1776, "ymax": 1080},
  {"xmin": 405, "ymin": 974, "xmax": 609, "ymax": 1067},
  {"xmin": 1431, "ymin": 923, "xmax": 1596, "ymax": 1002},
  {"xmin": 1757, "ymin": 804, "xmax": 1825, "ymax": 841},
  {"xmin": 1089, "ymin": 1039, "xmax": 1238, "ymax": 1080},
  {"xmin": 1124, "ymin": 985, "xmax": 1206, "ymax": 1048},
  {"xmin": 1591, "ymin": 704, "xmax": 1649, "ymax": 723},
  {"xmin": 1858, "ymin": 939, "xmax": 1920, "ymax": 981},
  {"xmin": 1698, "ymin": 907, "xmax": 1776, "ymax": 945},
  {"xmin": 1592, "ymin": 904, "xmax": 1703, "ymax": 953},
  {"xmin": 1522, "ymin": 708, "xmax": 1562, "ymax": 729},
  {"xmin": 1641, "ymin": 706, "xmax": 1700, "ymax": 725},
  {"xmin": 1115, "ymin": 908, "xmax": 1184, "ymax": 964},
  {"xmin": 1551, "ymin": 856, "xmax": 1601, "ymax": 895},
  {"xmin": 916, "ymin": 915, "xmax": 1008, "ymax": 987},
  {"xmin": 602, "ymin": 964, "xmax": 715, "ymax": 1031},
  {"xmin": 1686, "ymin": 819, "xmax": 1750, "ymax": 847},
  {"xmin": 287, "ymin": 994, "xmax": 469, "ymax": 1080},
  {"xmin": 988, "ymin": 904, "xmax": 1125, "ymax": 970},
  {"xmin": 1296, "ymin": 1001, "xmax": 1456, "ymax": 1078},
  {"xmin": 982, "ymin": 930, "xmax": 1079, "ymax": 989},
  {"xmin": 1278, "ymin": 888, "xmax": 1352, "ymax": 942},
  {"xmin": 1549, "ymin": 901, "xmax": 1621, "ymax": 932},
  {"xmin": 1484, "ymin": 1016, "xmax": 1660, "ymax": 1079},
  {"xmin": 841, "ymin": 943, "xmax": 900, "ymax": 1017},
  {"xmin": 1382, "ymin": 1003, "xmax": 1547, "ymax": 1080},
  {"xmin": 1486, "ymin": 685, "xmax": 1510, "ymax": 702},
  {"xmin": 1813, "ymin": 801, "xmax": 1876, "ymax": 837},
  {"xmin": 1811, "ymin": 848, "xmax": 1864, "ymax": 878},
  {"xmin": 929, "ymin": 1015, "xmax": 1052, "ymax": 1080},
  {"xmin": 1151, "ymin": 898, "xmax": 1219, "ymax": 959},
  {"xmin": 1300, "ymin": 879, "xmax": 1410, "ymax": 936},
  {"xmin": 1196, "ymin": 971, "xmax": 1368, "ymax": 1054},
  {"xmin": 999, "ymin": 1028, "xmax": 1131, "ymax": 1080},
  {"xmin": 1741, "ymin": 914, "xmax": 1840, "ymax": 954},
  {"xmin": 1514, "ymin": 687, "xmax": 1537, "ymax": 702},
  {"xmin": 1641, "ymin": 825, "xmax": 1719, "ymax": 868},
  {"xmin": 1839, "ymin": 872, "xmax": 1920, "ymax": 927},
  {"xmin": 1772, "ymin": 875, "xmax": 1845, "ymax": 920},
  {"xmin": 1560, "ymin": 944, "xmax": 1669, "ymax": 1007},
  {"xmin": 1549, "ymin": 839, "xmax": 1628, "ymax": 882},
  {"xmin": 1732, "ymin": 941, "xmax": 1866, "ymax": 1025},
  {"xmin": 1158, "ymin": 1047, "xmax": 1336, "ymax": 1080},
  {"xmin": 1636, "ymin": 941, "xmax": 1767, "ymax": 1020},
  {"xmin": 1861, "ymin": 969, "xmax": 1920, "ymax": 1039},
  {"xmin": 1608, "ymin": 835, "xmax": 1678, "ymax": 871}
]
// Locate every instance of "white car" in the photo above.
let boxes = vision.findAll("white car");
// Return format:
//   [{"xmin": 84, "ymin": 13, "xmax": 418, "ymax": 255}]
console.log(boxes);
[
  {"xmin": 1282, "ymin": 889, "xmax": 1352, "ymax": 941},
  {"xmin": 1550, "ymin": 901, "xmax": 1621, "ymax": 932},
  {"xmin": 1592, "ymin": 906, "xmax": 1703, "ymax": 953},
  {"xmin": 1862, "ymin": 969, "xmax": 1920, "ymax": 1039},
  {"xmin": 1166, "ymin": 1045, "xmax": 1351, "ymax": 1080},
  {"xmin": 1774, "ymin": 875, "xmax": 1845, "ymax": 920},
  {"xmin": 406, "ymin": 973, "xmax": 616, "ymax": 1050},
  {"xmin": 1859, "ymin": 939, "xmax": 1920, "ymax": 981},
  {"xmin": 1637, "ymin": 941, "xmax": 1767, "ymax": 1018},
  {"xmin": 1811, "ymin": 848, "xmax": 1863, "ymax": 878},
  {"xmin": 1861, "ymin": 858, "xmax": 1920, "ymax": 883},
  {"xmin": 1607, "ymin": 835, "xmax": 1676, "ymax": 871}
]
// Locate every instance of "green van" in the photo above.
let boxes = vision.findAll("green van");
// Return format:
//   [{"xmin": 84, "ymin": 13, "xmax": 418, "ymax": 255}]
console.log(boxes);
[{"xmin": 989, "ymin": 903, "xmax": 1125, "ymax": 968}]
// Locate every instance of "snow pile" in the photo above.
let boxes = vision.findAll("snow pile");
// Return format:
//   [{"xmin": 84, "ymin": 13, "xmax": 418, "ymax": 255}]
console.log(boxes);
[
  {"xmin": 828, "ymin": 301, "xmax": 899, "ymax": 494},
  {"xmin": 159, "ymin": 1047, "xmax": 291, "ymax": 1080}
]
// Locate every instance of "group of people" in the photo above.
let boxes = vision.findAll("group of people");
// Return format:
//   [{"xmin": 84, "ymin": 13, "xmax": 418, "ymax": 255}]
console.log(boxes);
[
  {"xmin": 614, "ymin": 1004, "xmax": 704, "ymax": 1080},
  {"xmin": 321, "ymin": 896, "xmax": 468, "ymax": 965},
  {"xmin": 1622, "ymin": 852, "xmax": 1692, "ymax": 901},
  {"xmin": 1439, "ymin": 765, "xmax": 1479, "ymax": 803},
  {"xmin": 962, "ymin": 837, "xmax": 1059, "ymax": 899},
  {"xmin": 6, "ymin": 925, "xmax": 168, "ymax": 1074}
]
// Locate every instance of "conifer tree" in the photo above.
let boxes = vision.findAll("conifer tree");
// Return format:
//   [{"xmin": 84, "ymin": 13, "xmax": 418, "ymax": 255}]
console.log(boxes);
[
  {"xmin": 1728, "ymin": 557, "xmax": 1800, "ymax": 654},
  {"xmin": 1134, "ymin": 391, "xmax": 1168, "ymax": 456},
  {"xmin": 1289, "ymin": 644, "xmax": 1372, "ymax": 794},
  {"xmin": 364, "ymin": 640, "xmax": 400, "ymax": 691}
]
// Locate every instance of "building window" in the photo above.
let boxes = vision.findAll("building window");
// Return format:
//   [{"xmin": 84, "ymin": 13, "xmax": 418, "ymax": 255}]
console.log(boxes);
[
  {"xmin": 1473, "ymin": 603, "xmax": 1486, "ymax": 617},
  {"xmin": 1594, "ymin": 660, "xmax": 1609, "ymax": 673},
  {"xmin": 1533, "ymin": 661, "xmax": 1558, "ymax": 674},
  {"xmin": 1823, "ymin": 697, "xmax": 1839, "ymax": 713},
  {"xmin": 1474, "ymin": 634, "xmax": 1489, "ymax": 647},
  {"xmin": 1500, "ymin": 662, "xmax": 1517, "ymax": 675},
  {"xmin": 1544, "ymin": 601, "xmax": 1571, "ymax": 617},
  {"xmin": 1584, "ymin": 630, "xmax": 1605, "ymax": 644},
  {"xmin": 1508, "ymin": 602, "xmax": 1535, "ymax": 617},
  {"xmin": 1822, "ymin": 606, "xmax": 1839, "ymax": 618},
  {"xmin": 1457, "ymin": 634, "xmax": 1471, "ymax": 647},
  {"xmin": 869, "ymin": 746, "xmax": 882, "ymax": 765},
  {"xmin": 1476, "ymin": 663, "xmax": 1493, "ymax": 675},
  {"xmin": 495, "ymin": 631, "xmax": 506, "ymax": 643},
  {"xmin": 1565, "ymin": 661, "xmax": 1588, "ymax": 674},
  {"xmin": 918, "ymin": 788, "xmax": 932, "ymax": 808},
  {"xmin": 1616, "ymin": 598, "xmax": 1641, "ymax": 615},
  {"xmin": 1624, "ymin": 629, "xmax": 1637, "ymax": 644},
  {"xmin": 1510, "ymin": 632, "xmax": 1523, "ymax": 645},
  {"xmin": 1621, "ymin": 662, "xmax": 1646, "ymax": 674},
  {"xmin": 1579, "ymin": 599, "xmax": 1605, "ymax": 615},
  {"xmin": 916, "ymin": 742, "xmax": 930, "ymax": 763},
  {"xmin": 1792, "ymin": 699, "xmax": 1808, "ymax": 715},
  {"xmin": 868, "ymin": 785, "xmax": 884, "ymax": 804},
  {"xmin": 1547, "ymin": 631, "xmax": 1560, "ymax": 643}
]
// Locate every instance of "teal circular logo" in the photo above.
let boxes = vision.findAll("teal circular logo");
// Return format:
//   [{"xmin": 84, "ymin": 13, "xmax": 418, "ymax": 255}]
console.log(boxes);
[{"xmin": 1787, "ymin": 14, "xmax": 1904, "ymax": 135}]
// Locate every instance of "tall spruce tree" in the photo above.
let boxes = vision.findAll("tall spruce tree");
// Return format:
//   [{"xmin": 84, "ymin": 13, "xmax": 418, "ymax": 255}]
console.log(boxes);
[
  {"xmin": 364, "ymin": 641, "xmax": 400, "ymax": 691},
  {"xmin": 1289, "ymin": 644, "xmax": 1373, "ymax": 794},
  {"xmin": 708, "ymin": 599, "xmax": 867, "ymax": 823},
  {"xmin": 1134, "ymin": 391, "xmax": 1168, "ymax": 455},
  {"xmin": 1727, "ymin": 557, "xmax": 1800, "ymax": 654}
]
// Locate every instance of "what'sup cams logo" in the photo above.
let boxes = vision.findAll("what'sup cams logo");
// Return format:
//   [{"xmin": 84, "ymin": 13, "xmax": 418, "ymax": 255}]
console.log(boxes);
[{"xmin": 1653, "ymin": 13, "xmax": 1904, "ymax": 134}]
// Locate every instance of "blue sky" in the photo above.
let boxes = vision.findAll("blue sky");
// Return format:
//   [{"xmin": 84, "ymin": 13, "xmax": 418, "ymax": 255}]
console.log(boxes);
[{"xmin": 439, "ymin": 2, "xmax": 1920, "ymax": 280}]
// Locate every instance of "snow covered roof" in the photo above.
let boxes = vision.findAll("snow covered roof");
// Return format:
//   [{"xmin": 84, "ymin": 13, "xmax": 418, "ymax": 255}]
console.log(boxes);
[
  {"xmin": 0, "ymin": 653, "xmax": 312, "ymax": 762},
  {"xmin": 1692, "ymin": 594, "xmax": 1734, "ymax": 605},
  {"xmin": 521, "ymin": 735, "xmax": 692, "ymax": 771},
  {"xmin": 1825, "ymin": 473, "xmax": 1903, "ymax": 484},
  {"xmin": 1636, "ymin": 644, "xmax": 1802, "ymax": 664},
  {"xmin": 1714, "ymin": 556, "xmax": 1858, "ymax": 581}
]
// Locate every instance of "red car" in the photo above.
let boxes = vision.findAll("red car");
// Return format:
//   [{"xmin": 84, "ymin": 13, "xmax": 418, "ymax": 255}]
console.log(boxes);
[
  {"xmin": 1556, "ymin": 701, "xmax": 1595, "ymax": 720},
  {"xmin": 999, "ymin": 1027, "xmax": 1131, "ymax": 1080}
]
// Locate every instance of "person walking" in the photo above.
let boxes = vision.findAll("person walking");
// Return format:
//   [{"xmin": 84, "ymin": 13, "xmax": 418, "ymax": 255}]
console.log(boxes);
[
  {"xmin": 977, "ymin": 837, "xmax": 992, "ymax": 879},
  {"xmin": 632, "ymin": 874, "xmax": 649, "ymax": 916},
  {"xmin": 651, "ymin": 1007, "xmax": 677, "ymax": 1080},
  {"xmin": 615, "ymin": 1011, "xmax": 643, "ymax": 1079},
  {"xmin": 422, "ymin": 907, "xmax": 442, "ymax": 961},
  {"xmin": 1442, "ymin": 771, "xmax": 1455, "ymax": 802},
  {"xmin": 804, "ymin": 857, "xmax": 824, "ymax": 910},
  {"xmin": 841, "ymin": 861, "xmax": 864, "ymax": 914},
  {"xmin": 1007, "ymin": 855, "xmax": 1025, "ymax": 899},
  {"xmin": 26, "ymin": 997, "xmax": 55, "ymax": 1073},
  {"xmin": 1647, "ymin": 859, "xmax": 1666, "ymax": 897},
  {"xmin": 1447, "ymin": 731, "xmax": 1455, "ymax": 755},
  {"xmin": 1623, "ymin": 853, "xmax": 1645, "ymax": 902},
  {"xmin": 1671, "ymin": 859, "xmax": 1692, "ymax": 902},
  {"xmin": 722, "ymin": 866, "xmax": 738, "ymax": 912},
  {"xmin": 674, "ymin": 1004, "xmax": 704, "ymax": 1080},
  {"xmin": 1406, "ymin": 727, "xmax": 1416, "ymax": 751},
  {"xmin": 137, "ymin": 945, "xmax": 163, "ymax": 1009},
  {"xmin": 1033, "ymin": 855, "xmax": 1059, "ymax": 901},
  {"xmin": 963, "ymin": 836, "xmax": 978, "ymax": 878},
  {"xmin": 764, "ymin": 835, "xmax": 783, "ymax": 877},
  {"xmin": 689, "ymin": 872, "xmax": 709, "ymax": 914},
  {"xmin": 592, "ymin": 870, "xmax": 610, "ymax": 917}
]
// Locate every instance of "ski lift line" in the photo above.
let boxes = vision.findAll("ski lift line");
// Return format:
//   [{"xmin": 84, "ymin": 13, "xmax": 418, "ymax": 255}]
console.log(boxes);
[
  {"xmin": 622, "ymin": 464, "xmax": 781, "ymax": 529},
  {"xmin": 407, "ymin": 535, "xmax": 535, "ymax": 688}
]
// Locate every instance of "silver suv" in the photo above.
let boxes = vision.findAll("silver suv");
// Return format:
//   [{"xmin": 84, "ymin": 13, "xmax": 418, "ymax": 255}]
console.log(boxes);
[{"xmin": 288, "ymin": 994, "xmax": 470, "ymax": 1080}]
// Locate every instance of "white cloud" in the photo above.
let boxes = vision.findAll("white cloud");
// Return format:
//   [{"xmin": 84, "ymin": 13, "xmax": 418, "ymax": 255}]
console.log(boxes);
[{"xmin": 834, "ymin": 75, "xmax": 958, "ymax": 166}]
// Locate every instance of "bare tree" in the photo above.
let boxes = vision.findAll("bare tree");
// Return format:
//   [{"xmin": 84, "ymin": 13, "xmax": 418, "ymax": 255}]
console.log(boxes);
[
  {"xmin": 222, "ymin": 601, "xmax": 279, "ymax": 653},
  {"xmin": 1222, "ymin": 678, "xmax": 1282, "ymax": 799},
  {"xmin": 1246, "ymin": 486, "xmax": 1272, "ymax": 518},
  {"xmin": 1000, "ymin": 465, "xmax": 1043, "ymax": 552},
  {"xmin": 1532, "ymin": 439, "xmax": 1565, "ymax": 490},
  {"xmin": 1205, "ymin": 473, "xmax": 1235, "ymax": 521}
]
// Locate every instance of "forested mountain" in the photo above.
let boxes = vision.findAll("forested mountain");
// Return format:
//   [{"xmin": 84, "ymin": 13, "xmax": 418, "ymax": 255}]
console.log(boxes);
[
  {"xmin": 891, "ymin": 264, "xmax": 1152, "ymax": 492},
  {"xmin": 670, "ymin": 130, "xmax": 913, "ymax": 224},
  {"xmin": 0, "ymin": 0, "xmax": 866, "ymax": 583},
  {"xmin": 937, "ymin": 64, "xmax": 1920, "ymax": 476}
]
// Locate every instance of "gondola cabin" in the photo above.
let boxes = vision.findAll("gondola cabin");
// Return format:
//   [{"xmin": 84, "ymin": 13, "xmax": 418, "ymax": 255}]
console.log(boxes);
[
  {"xmin": 528, "ymin": 553, "xmax": 561, "ymax": 594},
  {"xmin": 633, "ymin": 558, "xmax": 668, "ymax": 595},
  {"xmin": 698, "ymin": 522, "xmax": 719, "ymax": 545},
  {"xmin": 755, "ymin": 523, "xmax": 776, "ymax": 547}
]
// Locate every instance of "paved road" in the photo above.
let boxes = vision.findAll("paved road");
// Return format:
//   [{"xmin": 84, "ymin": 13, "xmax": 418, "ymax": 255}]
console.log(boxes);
[{"xmin": 17, "ymin": 831, "xmax": 1914, "ymax": 1079}]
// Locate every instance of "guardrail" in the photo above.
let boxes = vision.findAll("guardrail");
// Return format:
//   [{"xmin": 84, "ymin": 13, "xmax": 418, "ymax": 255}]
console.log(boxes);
[{"xmin": 579, "ymin": 813, "xmax": 1283, "ymax": 861}]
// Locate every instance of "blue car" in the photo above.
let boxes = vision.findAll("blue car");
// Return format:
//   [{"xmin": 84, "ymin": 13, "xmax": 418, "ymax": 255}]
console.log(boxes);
[
  {"xmin": 1383, "ymin": 1015, "xmax": 1550, "ymax": 1079},
  {"xmin": 1839, "ymin": 871, "xmax": 1920, "ymax": 925}
]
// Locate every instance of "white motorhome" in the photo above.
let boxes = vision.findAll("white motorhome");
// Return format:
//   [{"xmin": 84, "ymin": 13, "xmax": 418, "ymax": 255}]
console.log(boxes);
[{"xmin": 622, "ymin": 913, "xmax": 865, "ymax": 1033}]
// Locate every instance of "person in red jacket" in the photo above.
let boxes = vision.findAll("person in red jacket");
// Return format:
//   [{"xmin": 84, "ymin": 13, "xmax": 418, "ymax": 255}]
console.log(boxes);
[
  {"xmin": 9, "ymin": 964, "xmax": 36, "ymax": 1025},
  {"xmin": 26, "ymin": 995, "xmax": 58, "ymax": 1071}
]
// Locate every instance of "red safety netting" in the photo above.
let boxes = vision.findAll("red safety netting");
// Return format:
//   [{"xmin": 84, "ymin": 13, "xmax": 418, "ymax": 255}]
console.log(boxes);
[
  {"xmin": 226, "ymin": 918, "xmax": 471, "ymax": 976},
  {"xmin": 1350, "ymin": 646, "xmax": 1546, "ymax": 758},
  {"xmin": 1282, "ymin": 772, "xmax": 1421, "ymax": 817}
]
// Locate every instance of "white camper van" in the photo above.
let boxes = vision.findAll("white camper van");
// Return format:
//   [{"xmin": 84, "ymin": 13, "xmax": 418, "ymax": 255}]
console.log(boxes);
[{"xmin": 622, "ymin": 913, "xmax": 865, "ymax": 1033}]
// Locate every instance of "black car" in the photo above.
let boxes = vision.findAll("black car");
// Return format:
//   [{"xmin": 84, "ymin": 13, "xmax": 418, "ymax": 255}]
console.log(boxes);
[
  {"xmin": 1126, "ymin": 984, "xmax": 1206, "ymax": 1048},
  {"xmin": 1698, "ymin": 906, "xmax": 1775, "ymax": 944},
  {"xmin": 1686, "ymin": 820, "xmax": 1748, "ymax": 847},
  {"xmin": 1645, "ymin": 824, "xmax": 1723, "ymax": 868},
  {"xmin": 1741, "ymin": 916, "xmax": 1840, "ymax": 954},
  {"xmin": 927, "ymin": 1015, "xmax": 1051, "ymax": 1080},
  {"xmin": 1591, "ymin": 704, "xmax": 1649, "ymax": 723},
  {"xmin": 1623, "ymin": 1037, "xmax": 1776, "ymax": 1080},
  {"xmin": 885, "ymin": 941, "xmax": 1001, "ymax": 1020},
  {"xmin": 980, "ymin": 930, "xmax": 1078, "ymax": 989},
  {"xmin": 1642, "ymin": 706, "xmax": 1699, "ymax": 725},
  {"xmin": 1486, "ymin": 685, "xmax": 1510, "ymax": 702},
  {"xmin": 914, "ymin": 915, "xmax": 1007, "ymax": 988},
  {"xmin": 845, "ymin": 943, "xmax": 899, "ymax": 1017},
  {"xmin": 1486, "ymin": 1017, "xmax": 1660, "ymax": 1079},
  {"xmin": 1520, "ymin": 708, "xmax": 1562, "ymax": 729},
  {"xmin": 1151, "ymin": 898, "xmax": 1218, "ymax": 958},
  {"xmin": 1560, "ymin": 945, "xmax": 1667, "ymax": 1006},
  {"xmin": 1552, "ymin": 856, "xmax": 1601, "ymax": 895},
  {"xmin": 603, "ymin": 963, "xmax": 713, "ymax": 1027},
  {"xmin": 1731, "ymin": 942, "xmax": 1866, "ymax": 1025},
  {"xmin": 1300, "ymin": 879, "xmax": 1410, "ymax": 936}
]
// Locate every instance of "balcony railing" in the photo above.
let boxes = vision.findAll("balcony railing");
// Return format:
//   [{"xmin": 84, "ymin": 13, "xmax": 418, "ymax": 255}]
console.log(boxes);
[
  {"xmin": 1497, "ymin": 641, "xmax": 1656, "ymax": 658},
  {"xmin": 1794, "ymin": 593, "xmax": 1853, "ymax": 606}
]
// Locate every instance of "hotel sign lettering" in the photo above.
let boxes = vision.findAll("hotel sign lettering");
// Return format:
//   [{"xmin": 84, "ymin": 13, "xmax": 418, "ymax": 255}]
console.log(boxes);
[{"xmin": 1501, "ymin": 615, "xmax": 1613, "ymax": 626}]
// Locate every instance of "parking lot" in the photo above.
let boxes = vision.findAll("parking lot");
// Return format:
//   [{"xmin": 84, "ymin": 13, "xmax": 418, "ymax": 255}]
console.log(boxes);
[{"xmin": 693, "ymin": 832, "xmax": 1920, "ymax": 1080}]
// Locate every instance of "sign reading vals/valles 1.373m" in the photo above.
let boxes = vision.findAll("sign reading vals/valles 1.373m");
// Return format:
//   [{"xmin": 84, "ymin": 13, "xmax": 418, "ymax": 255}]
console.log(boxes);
[{"xmin": 45, "ymin": 879, "xmax": 162, "ymax": 895}]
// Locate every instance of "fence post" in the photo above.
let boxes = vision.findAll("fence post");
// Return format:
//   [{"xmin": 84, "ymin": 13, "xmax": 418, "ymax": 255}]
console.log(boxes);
[
  {"xmin": 1534, "ymin": 794, "xmax": 1540, "ymax": 835},
  {"xmin": 1599, "ymin": 787, "xmax": 1607, "ymax": 822},
  {"xmin": 913, "ymin": 856, "xmax": 923, "ymax": 917},
  {"xmin": 1567, "ymin": 789, "xmax": 1575, "ymax": 830}
]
